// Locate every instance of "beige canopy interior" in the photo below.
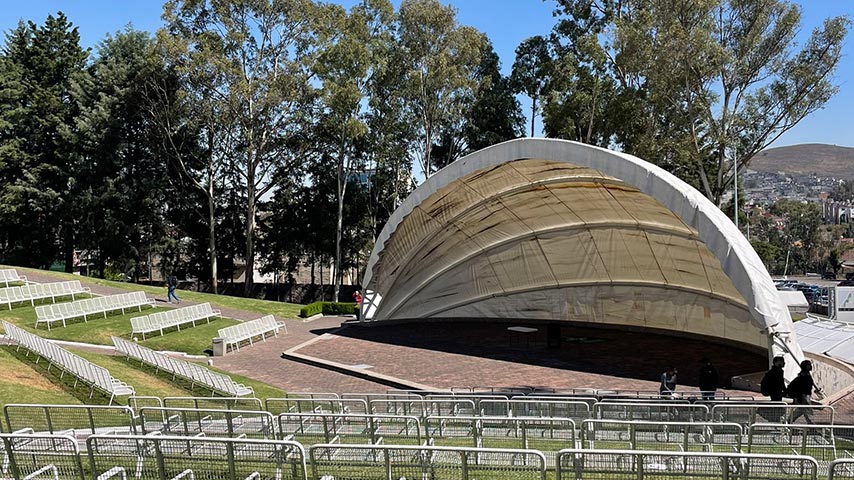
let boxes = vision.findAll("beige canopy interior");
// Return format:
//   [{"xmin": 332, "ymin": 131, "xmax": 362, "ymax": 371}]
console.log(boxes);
[
  {"xmin": 365, "ymin": 159, "xmax": 761, "ymax": 348},
  {"xmin": 361, "ymin": 139, "xmax": 805, "ymax": 378}
]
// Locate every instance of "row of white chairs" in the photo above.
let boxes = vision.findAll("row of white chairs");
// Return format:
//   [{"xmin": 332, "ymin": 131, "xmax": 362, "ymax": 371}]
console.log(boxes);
[
  {"xmin": 130, "ymin": 303, "xmax": 221, "ymax": 339},
  {"xmin": 112, "ymin": 336, "xmax": 254, "ymax": 397},
  {"xmin": 34, "ymin": 291, "xmax": 154, "ymax": 330},
  {"xmin": 0, "ymin": 269, "xmax": 26, "ymax": 287},
  {"xmin": 0, "ymin": 280, "xmax": 91, "ymax": 309},
  {"xmin": 218, "ymin": 315, "xmax": 285, "ymax": 352},
  {"xmin": 3, "ymin": 321, "xmax": 135, "ymax": 402}
]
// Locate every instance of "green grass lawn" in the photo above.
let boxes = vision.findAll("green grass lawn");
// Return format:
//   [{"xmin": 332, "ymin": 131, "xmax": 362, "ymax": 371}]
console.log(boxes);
[
  {"xmin": 1, "ymin": 264, "xmax": 304, "ymax": 318},
  {"xmin": 0, "ymin": 347, "xmax": 81, "ymax": 406},
  {"xmin": 0, "ymin": 304, "xmax": 239, "ymax": 356}
]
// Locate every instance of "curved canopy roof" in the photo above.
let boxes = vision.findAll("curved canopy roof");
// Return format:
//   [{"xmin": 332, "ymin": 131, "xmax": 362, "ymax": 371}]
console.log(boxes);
[{"xmin": 362, "ymin": 139, "xmax": 804, "ymax": 377}]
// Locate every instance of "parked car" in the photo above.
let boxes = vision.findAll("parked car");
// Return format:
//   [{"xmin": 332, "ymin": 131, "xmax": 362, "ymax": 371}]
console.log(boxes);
[{"xmin": 822, "ymin": 271, "xmax": 837, "ymax": 280}]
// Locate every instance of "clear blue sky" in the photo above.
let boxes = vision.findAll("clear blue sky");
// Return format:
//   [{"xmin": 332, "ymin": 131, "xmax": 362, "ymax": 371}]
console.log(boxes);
[{"xmin": 2, "ymin": 0, "xmax": 851, "ymax": 148}]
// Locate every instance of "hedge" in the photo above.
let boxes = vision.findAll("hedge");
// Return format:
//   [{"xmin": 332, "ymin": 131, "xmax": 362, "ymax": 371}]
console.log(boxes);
[{"xmin": 299, "ymin": 301, "xmax": 359, "ymax": 318}]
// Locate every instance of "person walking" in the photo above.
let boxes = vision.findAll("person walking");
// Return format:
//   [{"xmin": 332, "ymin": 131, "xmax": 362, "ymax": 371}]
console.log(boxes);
[
  {"xmin": 167, "ymin": 274, "xmax": 181, "ymax": 304},
  {"xmin": 698, "ymin": 358, "xmax": 719, "ymax": 400},
  {"xmin": 787, "ymin": 360, "xmax": 819, "ymax": 424},
  {"xmin": 760, "ymin": 356, "xmax": 787, "ymax": 401},
  {"xmin": 660, "ymin": 367, "xmax": 677, "ymax": 396},
  {"xmin": 759, "ymin": 356, "xmax": 787, "ymax": 423}
]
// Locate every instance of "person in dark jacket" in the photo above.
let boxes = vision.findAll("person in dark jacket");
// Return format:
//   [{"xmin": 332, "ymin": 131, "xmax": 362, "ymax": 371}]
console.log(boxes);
[
  {"xmin": 698, "ymin": 358, "xmax": 719, "ymax": 400},
  {"xmin": 758, "ymin": 356, "xmax": 787, "ymax": 423},
  {"xmin": 167, "ymin": 274, "xmax": 181, "ymax": 304},
  {"xmin": 787, "ymin": 360, "xmax": 818, "ymax": 424},
  {"xmin": 761, "ymin": 356, "xmax": 786, "ymax": 401}
]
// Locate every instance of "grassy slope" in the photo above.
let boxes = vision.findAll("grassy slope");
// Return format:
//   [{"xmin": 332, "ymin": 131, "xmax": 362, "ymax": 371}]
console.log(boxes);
[
  {"xmin": 2, "ymin": 264, "xmax": 303, "ymax": 318},
  {"xmin": 0, "ymin": 304, "xmax": 238, "ymax": 356},
  {"xmin": 0, "ymin": 265, "xmax": 290, "ymax": 403},
  {"xmin": 0, "ymin": 347, "xmax": 81, "ymax": 405}
]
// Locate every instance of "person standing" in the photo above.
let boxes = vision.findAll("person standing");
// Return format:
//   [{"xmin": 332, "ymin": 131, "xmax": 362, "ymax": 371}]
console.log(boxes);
[
  {"xmin": 660, "ymin": 367, "xmax": 677, "ymax": 396},
  {"xmin": 787, "ymin": 360, "xmax": 819, "ymax": 424},
  {"xmin": 352, "ymin": 290, "xmax": 363, "ymax": 305},
  {"xmin": 167, "ymin": 274, "xmax": 181, "ymax": 304},
  {"xmin": 698, "ymin": 358, "xmax": 719, "ymax": 400}
]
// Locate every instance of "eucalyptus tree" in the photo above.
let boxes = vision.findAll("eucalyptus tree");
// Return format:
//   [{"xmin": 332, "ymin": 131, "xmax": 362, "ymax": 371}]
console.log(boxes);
[
  {"xmin": 316, "ymin": 0, "xmax": 394, "ymax": 301},
  {"xmin": 160, "ymin": 0, "xmax": 324, "ymax": 295},
  {"xmin": 511, "ymin": 35, "xmax": 553, "ymax": 137},
  {"xmin": 396, "ymin": 0, "xmax": 484, "ymax": 179},
  {"xmin": 545, "ymin": 0, "xmax": 849, "ymax": 205}
]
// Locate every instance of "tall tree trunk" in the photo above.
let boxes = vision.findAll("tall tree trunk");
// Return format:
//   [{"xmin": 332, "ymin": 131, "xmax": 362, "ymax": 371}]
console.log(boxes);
[
  {"xmin": 63, "ymin": 223, "xmax": 74, "ymax": 273},
  {"xmin": 530, "ymin": 96, "xmax": 536, "ymax": 137},
  {"xmin": 207, "ymin": 185, "xmax": 218, "ymax": 295},
  {"xmin": 207, "ymin": 130, "xmax": 218, "ymax": 295},
  {"xmin": 334, "ymin": 164, "xmax": 345, "ymax": 303},
  {"xmin": 244, "ymin": 169, "xmax": 256, "ymax": 297},
  {"xmin": 334, "ymin": 132, "xmax": 349, "ymax": 303}
]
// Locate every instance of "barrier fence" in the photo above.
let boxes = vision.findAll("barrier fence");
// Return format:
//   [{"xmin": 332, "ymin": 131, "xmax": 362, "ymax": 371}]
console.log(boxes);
[
  {"xmin": 138, "ymin": 407, "xmax": 277, "ymax": 440},
  {"xmin": 747, "ymin": 424, "xmax": 854, "ymax": 467},
  {"xmin": 579, "ymin": 419, "xmax": 744, "ymax": 452},
  {"xmin": 0, "ymin": 429, "xmax": 850, "ymax": 479},
  {"xmin": 555, "ymin": 448, "xmax": 820, "ymax": 480},
  {"xmin": 711, "ymin": 404, "xmax": 836, "ymax": 427},
  {"xmin": 4, "ymin": 404, "xmax": 136, "ymax": 439},
  {"xmin": 277, "ymin": 412, "xmax": 422, "ymax": 446},
  {"xmin": 370, "ymin": 398, "xmax": 477, "ymax": 420},
  {"xmin": 479, "ymin": 399, "xmax": 592, "ymax": 423},
  {"xmin": 0, "ymin": 433, "xmax": 85, "ymax": 480},
  {"xmin": 264, "ymin": 397, "xmax": 369, "ymax": 416},
  {"xmin": 162, "ymin": 396, "xmax": 264, "ymax": 411},
  {"xmin": 592, "ymin": 402, "xmax": 710, "ymax": 423},
  {"xmin": 309, "ymin": 443, "xmax": 547, "ymax": 480},
  {"xmin": 87, "ymin": 434, "xmax": 307, "ymax": 480},
  {"xmin": 829, "ymin": 459, "xmax": 854, "ymax": 480},
  {"xmin": 425, "ymin": 415, "xmax": 575, "ymax": 464}
]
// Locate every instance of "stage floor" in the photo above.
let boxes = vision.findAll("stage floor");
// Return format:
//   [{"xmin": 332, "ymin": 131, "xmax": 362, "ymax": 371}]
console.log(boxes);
[{"xmin": 293, "ymin": 321, "xmax": 768, "ymax": 393}]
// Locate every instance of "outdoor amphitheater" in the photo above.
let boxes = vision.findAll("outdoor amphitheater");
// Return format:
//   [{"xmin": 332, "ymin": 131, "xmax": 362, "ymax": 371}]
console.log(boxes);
[{"xmin": 0, "ymin": 139, "xmax": 853, "ymax": 480}]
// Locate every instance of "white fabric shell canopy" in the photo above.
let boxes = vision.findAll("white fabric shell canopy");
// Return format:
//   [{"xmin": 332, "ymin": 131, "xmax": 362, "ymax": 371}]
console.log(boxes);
[{"xmin": 362, "ymin": 138, "xmax": 804, "ymax": 380}]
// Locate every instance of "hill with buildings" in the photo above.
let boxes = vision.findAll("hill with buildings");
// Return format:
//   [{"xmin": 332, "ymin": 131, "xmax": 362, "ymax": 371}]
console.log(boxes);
[{"xmin": 750, "ymin": 143, "xmax": 854, "ymax": 179}]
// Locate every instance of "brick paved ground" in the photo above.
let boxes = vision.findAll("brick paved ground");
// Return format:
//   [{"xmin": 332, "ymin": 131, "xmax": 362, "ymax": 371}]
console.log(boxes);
[
  {"xmin": 212, "ymin": 316, "xmax": 390, "ymax": 393},
  {"xmin": 295, "ymin": 321, "xmax": 768, "ymax": 393}
]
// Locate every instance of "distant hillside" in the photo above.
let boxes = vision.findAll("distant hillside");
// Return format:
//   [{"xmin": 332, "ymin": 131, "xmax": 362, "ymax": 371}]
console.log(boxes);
[{"xmin": 750, "ymin": 143, "xmax": 854, "ymax": 179}]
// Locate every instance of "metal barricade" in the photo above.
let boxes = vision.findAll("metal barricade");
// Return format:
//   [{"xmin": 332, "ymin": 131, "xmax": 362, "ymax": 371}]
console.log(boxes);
[
  {"xmin": 425, "ymin": 415, "xmax": 575, "ymax": 465},
  {"xmin": 829, "ymin": 459, "xmax": 854, "ymax": 479},
  {"xmin": 370, "ymin": 398, "xmax": 477, "ymax": 419},
  {"xmin": 264, "ymin": 397, "xmax": 369, "ymax": 415},
  {"xmin": 580, "ymin": 419, "xmax": 744, "ymax": 452},
  {"xmin": 747, "ymin": 424, "xmax": 854, "ymax": 471},
  {"xmin": 593, "ymin": 402, "xmax": 710, "ymax": 422},
  {"xmin": 87, "ymin": 434, "xmax": 307, "ymax": 480},
  {"xmin": 4, "ymin": 404, "xmax": 137, "ymax": 438},
  {"xmin": 277, "ymin": 412, "xmax": 422, "ymax": 446},
  {"xmin": 127, "ymin": 395, "xmax": 164, "ymax": 413},
  {"xmin": 162, "ymin": 396, "xmax": 264, "ymax": 411},
  {"xmin": 555, "ymin": 448, "xmax": 819, "ymax": 480},
  {"xmin": 479, "ymin": 399, "xmax": 591, "ymax": 422},
  {"xmin": 309, "ymin": 443, "xmax": 546, "ymax": 480},
  {"xmin": 138, "ymin": 407, "xmax": 276, "ymax": 439},
  {"xmin": 0, "ymin": 433, "xmax": 85, "ymax": 480},
  {"xmin": 711, "ymin": 404, "xmax": 835, "ymax": 426}
]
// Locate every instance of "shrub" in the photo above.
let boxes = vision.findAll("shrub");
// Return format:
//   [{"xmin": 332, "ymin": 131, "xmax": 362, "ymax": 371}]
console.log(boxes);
[{"xmin": 299, "ymin": 301, "xmax": 359, "ymax": 317}]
